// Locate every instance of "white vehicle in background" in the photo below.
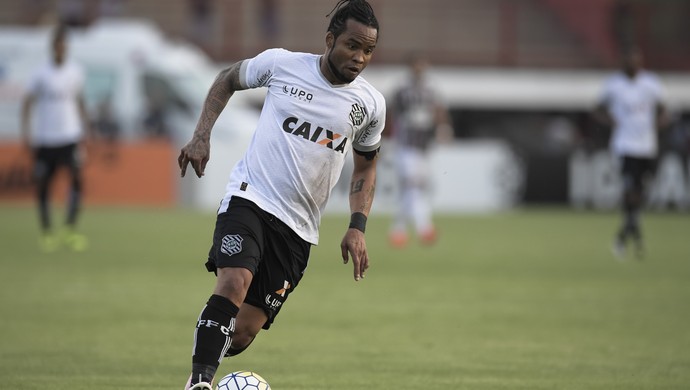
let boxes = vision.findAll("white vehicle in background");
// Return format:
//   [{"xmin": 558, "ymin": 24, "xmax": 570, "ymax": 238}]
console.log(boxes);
[
  {"xmin": 0, "ymin": 19, "xmax": 260, "ymax": 209},
  {"xmin": 0, "ymin": 18, "xmax": 260, "ymax": 142}
]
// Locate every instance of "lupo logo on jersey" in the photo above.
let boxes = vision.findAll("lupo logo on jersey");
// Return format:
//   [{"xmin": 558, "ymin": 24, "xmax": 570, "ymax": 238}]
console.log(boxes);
[
  {"xmin": 282, "ymin": 116, "xmax": 348, "ymax": 153},
  {"xmin": 282, "ymin": 85, "xmax": 314, "ymax": 102}
]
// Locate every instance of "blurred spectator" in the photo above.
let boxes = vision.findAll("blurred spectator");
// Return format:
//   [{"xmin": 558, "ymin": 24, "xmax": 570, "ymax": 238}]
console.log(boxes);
[
  {"xmin": 388, "ymin": 53, "xmax": 453, "ymax": 248},
  {"xmin": 593, "ymin": 46, "xmax": 669, "ymax": 259},
  {"xmin": 20, "ymin": 23, "xmax": 91, "ymax": 253}
]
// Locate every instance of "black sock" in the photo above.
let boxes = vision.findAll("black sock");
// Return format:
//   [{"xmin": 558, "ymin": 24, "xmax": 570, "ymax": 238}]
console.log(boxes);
[{"xmin": 191, "ymin": 294, "xmax": 239, "ymax": 384}]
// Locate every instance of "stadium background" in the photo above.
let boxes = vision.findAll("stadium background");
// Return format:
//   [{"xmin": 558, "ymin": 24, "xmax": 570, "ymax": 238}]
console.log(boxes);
[
  {"xmin": 0, "ymin": 0, "xmax": 688, "ymax": 211},
  {"xmin": 1, "ymin": 1, "xmax": 689, "ymax": 389}
]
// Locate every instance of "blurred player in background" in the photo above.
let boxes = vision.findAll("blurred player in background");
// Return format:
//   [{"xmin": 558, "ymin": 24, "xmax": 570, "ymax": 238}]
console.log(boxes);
[
  {"xmin": 177, "ymin": 1, "xmax": 384, "ymax": 388},
  {"xmin": 593, "ymin": 46, "xmax": 668, "ymax": 259},
  {"xmin": 388, "ymin": 53, "xmax": 453, "ymax": 248},
  {"xmin": 21, "ymin": 23, "xmax": 90, "ymax": 253}
]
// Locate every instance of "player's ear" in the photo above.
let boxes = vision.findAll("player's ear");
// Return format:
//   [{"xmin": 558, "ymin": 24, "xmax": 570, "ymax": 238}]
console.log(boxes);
[{"xmin": 325, "ymin": 31, "xmax": 334, "ymax": 50}]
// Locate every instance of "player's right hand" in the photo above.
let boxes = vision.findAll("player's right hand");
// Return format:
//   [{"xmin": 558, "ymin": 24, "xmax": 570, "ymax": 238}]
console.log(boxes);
[{"xmin": 178, "ymin": 138, "xmax": 210, "ymax": 178}]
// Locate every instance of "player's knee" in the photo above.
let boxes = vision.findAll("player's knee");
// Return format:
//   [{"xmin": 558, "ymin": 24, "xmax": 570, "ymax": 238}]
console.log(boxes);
[
  {"xmin": 71, "ymin": 173, "xmax": 83, "ymax": 190},
  {"xmin": 225, "ymin": 333, "xmax": 255, "ymax": 357},
  {"xmin": 215, "ymin": 267, "xmax": 252, "ymax": 305}
]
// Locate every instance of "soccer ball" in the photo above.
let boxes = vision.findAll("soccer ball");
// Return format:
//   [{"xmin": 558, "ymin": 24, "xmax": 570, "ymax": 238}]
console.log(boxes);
[{"xmin": 216, "ymin": 371, "xmax": 271, "ymax": 390}]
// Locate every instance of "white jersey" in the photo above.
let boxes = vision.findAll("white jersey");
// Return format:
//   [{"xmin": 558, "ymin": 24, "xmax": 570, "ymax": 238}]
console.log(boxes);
[
  {"xmin": 27, "ymin": 61, "xmax": 85, "ymax": 147},
  {"xmin": 599, "ymin": 70, "xmax": 664, "ymax": 158},
  {"xmin": 218, "ymin": 49, "xmax": 386, "ymax": 244}
]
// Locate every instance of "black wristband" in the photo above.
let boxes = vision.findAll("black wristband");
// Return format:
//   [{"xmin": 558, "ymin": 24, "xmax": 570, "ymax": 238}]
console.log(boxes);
[{"xmin": 348, "ymin": 212, "xmax": 367, "ymax": 233}]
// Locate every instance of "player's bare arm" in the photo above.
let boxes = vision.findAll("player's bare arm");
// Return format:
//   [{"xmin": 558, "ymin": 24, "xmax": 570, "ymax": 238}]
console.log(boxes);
[
  {"xmin": 341, "ymin": 150, "xmax": 378, "ymax": 281},
  {"xmin": 656, "ymin": 102, "xmax": 669, "ymax": 131},
  {"xmin": 179, "ymin": 61, "xmax": 246, "ymax": 178},
  {"xmin": 77, "ymin": 93, "xmax": 91, "ymax": 140},
  {"xmin": 20, "ymin": 94, "xmax": 35, "ymax": 150},
  {"xmin": 592, "ymin": 103, "xmax": 613, "ymax": 128}
]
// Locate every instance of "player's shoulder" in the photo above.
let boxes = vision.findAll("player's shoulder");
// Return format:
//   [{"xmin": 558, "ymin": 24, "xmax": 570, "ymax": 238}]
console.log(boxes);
[
  {"xmin": 638, "ymin": 70, "xmax": 662, "ymax": 85},
  {"xmin": 257, "ymin": 48, "xmax": 317, "ymax": 65},
  {"xmin": 64, "ymin": 60, "xmax": 85, "ymax": 75},
  {"xmin": 353, "ymin": 75, "xmax": 386, "ymax": 104},
  {"xmin": 604, "ymin": 71, "xmax": 626, "ymax": 85}
]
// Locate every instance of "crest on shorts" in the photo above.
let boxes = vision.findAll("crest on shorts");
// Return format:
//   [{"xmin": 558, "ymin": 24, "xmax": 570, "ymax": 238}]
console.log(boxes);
[{"xmin": 220, "ymin": 234, "xmax": 243, "ymax": 256}]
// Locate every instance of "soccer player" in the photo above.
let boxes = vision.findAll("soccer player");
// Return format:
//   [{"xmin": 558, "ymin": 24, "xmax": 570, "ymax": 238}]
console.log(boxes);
[
  {"xmin": 593, "ymin": 47, "xmax": 668, "ymax": 259},
  {"xmin": 387, "ymin": 53, "xmax": 452, "ymax": 248},
  {"xmin": 177, "ymin": 1, "xmax": 385, "ymax": 389},
  {"xmin": 21, "ymin": 23, "xmax": 90, "ymax": 252}
]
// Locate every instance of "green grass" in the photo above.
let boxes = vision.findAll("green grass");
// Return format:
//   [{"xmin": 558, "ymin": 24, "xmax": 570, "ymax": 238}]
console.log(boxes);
[{"xmin": 1, "ymin": 205, "xmax": 689, "ymax": 389}]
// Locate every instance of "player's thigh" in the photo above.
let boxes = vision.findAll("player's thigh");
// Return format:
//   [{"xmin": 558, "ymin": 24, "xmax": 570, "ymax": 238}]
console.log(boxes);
[
  {"xmin": 399, "ymin": 147, "xmax": 429, "ymax": 187},
  {"xmin": 244, "ymin": 222, "xmax": 310, "ymax": 330},
  {"xmin": 214, "ymin": 267, "xmax": 254, "ymax": 306},
  {"xmin": 32, "ymin": 147, "xmax": 57, "ymax": 182},
  {"xmin": 63, "ymin": 143, "xmax": 83, "ymax": 179},
  {"xmin": 206, "ymin": 198, "xmax": 265, "ymax": 275}
]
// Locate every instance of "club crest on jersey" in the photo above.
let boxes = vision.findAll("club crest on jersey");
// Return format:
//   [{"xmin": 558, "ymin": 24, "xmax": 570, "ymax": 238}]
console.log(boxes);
[
  {"xmin": 220, "ymin": 234, "xmax": 243, "ymax": 256},
  {"xmin": 349, "ymin": 103, "xmax": 367, "ymax": 127},
  {"xmin": 282, "ymin": 116, "xmax": 348, "ymax": 153}
]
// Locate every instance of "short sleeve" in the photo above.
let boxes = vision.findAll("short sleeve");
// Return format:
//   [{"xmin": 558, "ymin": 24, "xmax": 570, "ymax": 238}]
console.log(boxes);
[
  {"xmin": 598, "ymin": 77, "xmax": 614, "ymax": 106},
  {"xmin": 239, "ymin": 48, "xmax": 285, "ymax": 89},
  {"xmin": 353, "ymin": 95, "xmax": 386, "ymax": 152},
  {"xmin": 26, "ymin": 68, "xmax": 42, "ymax": 95},
  {"xmin": 648, "ymin": 74, "xmax": 665, "ymax": 103}
]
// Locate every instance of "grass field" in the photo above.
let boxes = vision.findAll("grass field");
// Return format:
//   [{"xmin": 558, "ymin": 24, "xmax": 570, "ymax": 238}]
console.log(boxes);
[{"xmin": 1, "ymin": 205, "xmax": 689, "ymax": 389}]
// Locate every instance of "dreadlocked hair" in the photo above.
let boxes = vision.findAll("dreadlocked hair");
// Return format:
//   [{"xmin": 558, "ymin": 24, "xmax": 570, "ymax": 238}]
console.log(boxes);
[{"xmin": 326, "ymin": 0, "xmax": 379, "ymax": 40}]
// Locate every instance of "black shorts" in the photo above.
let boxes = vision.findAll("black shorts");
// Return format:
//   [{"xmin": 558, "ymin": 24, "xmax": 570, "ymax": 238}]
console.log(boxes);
[
  {"xmin": 205, "ymin": 196, "xmax": 311, "ymax": 329},
  {"xmin": 33, "ymin": 143, "xmax": 82, "ymax": 179},
  {"xmin": 620, "ymin": 156, "xmax": 657, "ymax": 192}
]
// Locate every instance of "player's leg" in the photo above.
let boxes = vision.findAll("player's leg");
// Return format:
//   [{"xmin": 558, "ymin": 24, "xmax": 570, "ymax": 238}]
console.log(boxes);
[
  {"xmin": 33, "ymin": 147, "xmax": 58, "ymax": 252},
  {"xmin": 189, "ymin": 267, "xmax": 251, "ymax": 387},
  {"xmin": 224, "ymin": 303, "xmax": 267, "ymax": 356},
  {"xmin": 225, "ymin": 209, "xmax": 311, "ymax": 355},
  {"xmin": 62, "ymin": 143, "xmax": 87, "ymax": 251},
  {"xmin": 628, "ymin": 158, "xmax": 656, "ymax": 258},
  {"xmin": 64, "ymin": 143, "xmax": 83, "ymax": 227},
  {"xmin": 389, "ymin": 147, "xmax": 413, "ymax": 247},
  {"xmin": 614, "ymin": 157, "xmax": 645, "ymax": 257},
  {"xmin": 187, "ymin": 199, "xmax": 264, "ymax": 388},
  {"xmin": 410, "ymin": 153, "xmax": 435, "ymax": 244}
]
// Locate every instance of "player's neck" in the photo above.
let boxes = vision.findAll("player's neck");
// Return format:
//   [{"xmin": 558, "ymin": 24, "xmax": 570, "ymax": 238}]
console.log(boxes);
[
  {"xmin": 624, "ymin": 69, "xmax": 640, "ymax": 79},
  {"xmin": 319, "ymin": 55, "xmax": 350, "ymax": 86}
]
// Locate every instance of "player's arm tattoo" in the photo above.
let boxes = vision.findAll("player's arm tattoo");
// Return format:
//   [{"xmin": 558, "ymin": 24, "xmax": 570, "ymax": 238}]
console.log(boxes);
[
  {"xmin": 350, "ymin": 178, "xmax": 376, "ymax": 213},
  {"xmin": 193, "ymin": 61, "xmax": 244, "ymax": 142},
  {"xmin": 350, "ymin": 178, "xmax": 365, "ymax": 194}
]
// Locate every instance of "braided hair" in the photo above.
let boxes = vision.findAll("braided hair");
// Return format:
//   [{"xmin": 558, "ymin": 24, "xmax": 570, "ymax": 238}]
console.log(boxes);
[{"xmin": 326, "ymin": 0, "xmax": 379, "ymax": 40}]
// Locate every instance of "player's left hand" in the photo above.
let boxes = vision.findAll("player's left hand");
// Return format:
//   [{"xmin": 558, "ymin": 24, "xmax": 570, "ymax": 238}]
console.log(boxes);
[{"xmin": 340, "ymin": 228, "xmax": 369, "ymax": 282}]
